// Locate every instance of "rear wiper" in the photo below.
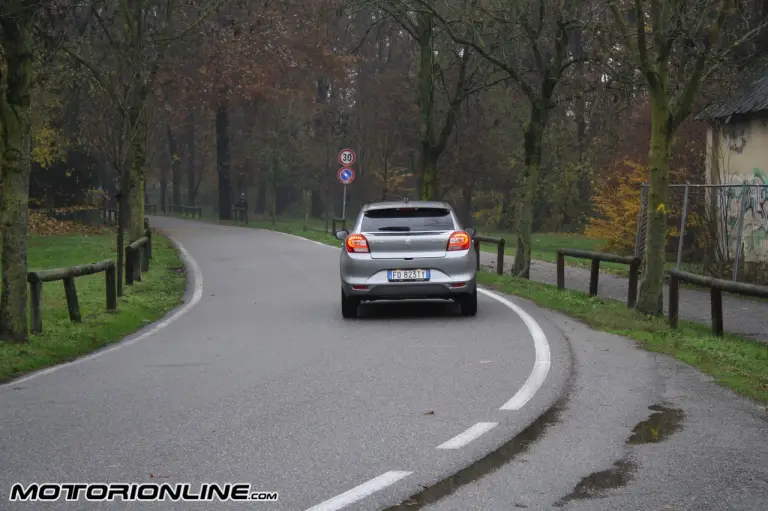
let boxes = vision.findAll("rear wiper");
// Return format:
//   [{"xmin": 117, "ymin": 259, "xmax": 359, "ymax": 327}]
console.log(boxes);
[{"xmin": 378, "ymin": 226, "xmax": 410, "ymax": 231}]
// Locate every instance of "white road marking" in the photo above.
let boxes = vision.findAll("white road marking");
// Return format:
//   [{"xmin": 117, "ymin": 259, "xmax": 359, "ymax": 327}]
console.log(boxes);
[
  {"xmin": 2, "ymin": 234, "xmax": 204, "ymax": 387},
  {"xmin": 270, "ymin": 230, "xmax": 553, "ymax": 412},
  {"xmin": 262, "ymin": 229, "xmax": 342, "ymax": 249},
  {"xmin": 437, "ymin": 422, "xmax": 498, "ymax": 450},
  {"xmin": 305, "ymin": 471, "xmax": 413, "ymax": 511},
  {"xmin": 476, "ymin": 288, "xmax": 552, "ymax": 410}
]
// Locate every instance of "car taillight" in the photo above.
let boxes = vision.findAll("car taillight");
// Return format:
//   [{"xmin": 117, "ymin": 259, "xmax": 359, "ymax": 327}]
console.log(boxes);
[
  {"xmin": 345, "ymin": 234, "xmax": 369, "ymax": 253},
  {"xmin": 447, "ymin": 231, "xmax": 471, "ymax": 251}
]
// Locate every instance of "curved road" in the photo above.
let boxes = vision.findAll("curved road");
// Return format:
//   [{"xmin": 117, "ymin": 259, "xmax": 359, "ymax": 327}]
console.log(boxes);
[{"xmin": 0, "ymin": 216, "xmax": 570, "ymax": 510}]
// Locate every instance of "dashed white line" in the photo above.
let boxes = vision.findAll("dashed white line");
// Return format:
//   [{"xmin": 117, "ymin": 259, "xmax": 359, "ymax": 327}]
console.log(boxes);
[
  {"xmin": 304, "ymin": 471, "xmax": 413, "ymax": 511},
  {"xmin": 476, "ymin": 288, "xmax": 552, "ymax": 411},
  {"xmin": 437, "ymin": 422, "xmax": 499, "ymax": 450},
  {"xmin": 1, "ymin": 234, "xmax": 204, "ymax": 388}
]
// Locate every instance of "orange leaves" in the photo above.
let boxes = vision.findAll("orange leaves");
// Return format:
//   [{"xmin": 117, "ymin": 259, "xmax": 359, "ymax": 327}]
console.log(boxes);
[
  {"xmin": 28, "ymin": 209, "xmax": 112, "ymax": 237},
  {"xmin": 585, "ymin": 159, "xmax": 647, "ymax": 254}
]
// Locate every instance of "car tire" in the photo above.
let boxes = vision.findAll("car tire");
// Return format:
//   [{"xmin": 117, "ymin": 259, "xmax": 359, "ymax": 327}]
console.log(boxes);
[
  {"xmin": 459, "ymin": 290, "xmax": 478, "ymax": 317},
  {"xmin": 341, "ymin": 289, "xmax": 359, "ymax": 319}
]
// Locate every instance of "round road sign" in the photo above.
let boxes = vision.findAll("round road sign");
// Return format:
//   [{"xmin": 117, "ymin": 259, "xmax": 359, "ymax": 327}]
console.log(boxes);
[
  {"xmin": 338, "ymin": 167, "xmax": 355, "ymax": 185},
  {"xmin": 338, "ymin": 148, "xmax": 356, "ymax": 166}
]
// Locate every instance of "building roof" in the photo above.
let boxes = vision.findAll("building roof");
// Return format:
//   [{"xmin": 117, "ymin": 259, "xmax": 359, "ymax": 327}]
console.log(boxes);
[{"xmin": 696, "ymin": 62, "xmax": 768, "ymax": 120}]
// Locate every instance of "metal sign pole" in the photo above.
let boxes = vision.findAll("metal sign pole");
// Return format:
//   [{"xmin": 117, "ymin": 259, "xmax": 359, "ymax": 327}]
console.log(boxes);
[{"xmin": 342, "ymin": 184, "xmax": 347, "ymax": 220}]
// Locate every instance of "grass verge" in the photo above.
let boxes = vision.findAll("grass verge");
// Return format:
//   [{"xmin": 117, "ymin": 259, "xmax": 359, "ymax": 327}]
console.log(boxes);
[
  {"xmin": 0, "ymin": 232, "xmax": 186, "ymax": 383},
  {"xmin": 477, "ymin": 272, "xmax": 768, "ymax": 404}
]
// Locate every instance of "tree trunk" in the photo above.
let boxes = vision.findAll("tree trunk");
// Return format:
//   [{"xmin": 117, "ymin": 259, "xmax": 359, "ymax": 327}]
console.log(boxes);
[
  {"xmin": 128, "ymin": 115, "xmax": 146, "ymax": 240},
  {"xmin": 0, "ymin": 18, "xmax": 33, "ymax": 342},
  {"xmin": 512, "ymin": 105, "xmax": 547, "ymax": 278},
  {"xmin": 186, "ymin": 112, "xmax": 196, "ymax": 206},
  {"xmin": 636, "ymin": 95, "xmax": 672, "ymax": 315},
  {"xmin": 462, "ymin": 181, "xmax": 474, "ymax": 226},
  {"xmin": 420, "ymin": 150, "xmax": 438, "ymax": 200},
  {"xmin": 382, "ymin": 151, "xmax": 389, "ymax": 201},
  {"xmin": 255, "ymin": 176, "xmax": 267, "ymax": 214},
  {"xmin": 216, "ymin": 100, "xmax": 232, "ymax": 220},
  {"xmin": 166, "ymin": 124, "xmax": 179, "ymax": 209},
  {"xmin": 416, "ymin": 12, "xmax": 436, "ymax": 201}
]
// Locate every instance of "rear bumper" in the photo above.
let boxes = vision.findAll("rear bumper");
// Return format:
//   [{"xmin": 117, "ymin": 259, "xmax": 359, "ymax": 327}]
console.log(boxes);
[{"xmin": 340, "ymin": 250, "xmax": 477, "ymax": 300}]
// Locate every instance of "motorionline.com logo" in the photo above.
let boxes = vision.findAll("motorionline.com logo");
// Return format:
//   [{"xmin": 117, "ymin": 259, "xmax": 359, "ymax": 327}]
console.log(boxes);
[{"xmin": 9, "ymin": 483, "xmax": 279, "ymax": 502}]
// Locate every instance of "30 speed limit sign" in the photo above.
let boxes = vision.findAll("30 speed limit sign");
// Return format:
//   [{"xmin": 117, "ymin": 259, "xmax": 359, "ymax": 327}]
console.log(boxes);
[{"xmin": 338, "ymin": 148, "xmax": 356, "ymax": 166}]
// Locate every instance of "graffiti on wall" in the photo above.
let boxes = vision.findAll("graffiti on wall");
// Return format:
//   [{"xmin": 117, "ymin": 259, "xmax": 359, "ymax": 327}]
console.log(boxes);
[{"xmin": 719, "ymin": 168, "xmax": 768, "ymax": 262}]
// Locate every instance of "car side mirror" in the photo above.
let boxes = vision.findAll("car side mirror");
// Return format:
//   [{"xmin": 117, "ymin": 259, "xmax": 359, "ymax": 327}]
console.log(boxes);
[
  {"xmin": 465, "ymin": 227, "xmax": 476, "ymax": 237},
  {"xmin": 335, "ymin": 230, "xmax": 349, "ymax": 240}
]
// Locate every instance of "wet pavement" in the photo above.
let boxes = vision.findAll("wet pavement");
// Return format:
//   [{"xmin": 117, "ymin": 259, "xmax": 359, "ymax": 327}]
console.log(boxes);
[
  {"xmin": 479, "ymin": 253, "xmax": 768, "ymax": 342},
  {"xmin": 422, "ymin": 298, "xmax": 768, "ymax": 511}
]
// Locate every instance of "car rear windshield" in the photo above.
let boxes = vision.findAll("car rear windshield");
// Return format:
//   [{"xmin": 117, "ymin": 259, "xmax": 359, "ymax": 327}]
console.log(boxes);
[{"xmin": 361, "ymin": 207, "xmax": 455, "ymax": 232}]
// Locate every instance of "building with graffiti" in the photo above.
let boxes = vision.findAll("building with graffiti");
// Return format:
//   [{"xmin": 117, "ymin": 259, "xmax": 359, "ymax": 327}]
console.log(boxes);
[{"xmin": 698, "ymin": 64, "xmax": 768, "ymax": 268}]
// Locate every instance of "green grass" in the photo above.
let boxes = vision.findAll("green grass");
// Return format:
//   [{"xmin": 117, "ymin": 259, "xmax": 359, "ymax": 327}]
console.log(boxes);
[
  {"xmin": 0, "ymin": 232, "xmax": 186, "ymax": 383},
  {"xmin": 477, "ymin": 272, "xmax": 768, "ymax": 404}
]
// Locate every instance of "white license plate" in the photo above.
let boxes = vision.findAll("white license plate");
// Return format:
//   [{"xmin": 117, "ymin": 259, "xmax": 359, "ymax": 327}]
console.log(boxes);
[{"xmin": 388, "ymin": 269, "xmax": 430, "ymax": 281}]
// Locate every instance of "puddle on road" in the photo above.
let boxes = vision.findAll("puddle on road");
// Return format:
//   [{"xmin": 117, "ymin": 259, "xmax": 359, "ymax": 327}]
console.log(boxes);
[
  {"xmin": 382, "ymin": 398, "xmax": 567, "ymax": 510},
  {"xmin": 554, "ymin": 403, "xmax": 685, "ymax": 507},
  {"xmin": 554, "ymin": 459, "xmax": 637, "ymax": 507},
  {"xmin": 627, "ymin": 404, "xmax": 685, "ymax": 445}
]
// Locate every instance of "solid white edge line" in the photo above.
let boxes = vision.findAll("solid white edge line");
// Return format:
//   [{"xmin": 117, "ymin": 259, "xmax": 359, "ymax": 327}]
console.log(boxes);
[
  {"xmin": 436, "ymin": 422, "xmax": 499, "ymax": 450},
  {"xmin": 2, "ymin": 234, "xmax": 204, "ymax": 388},
  {"xmin": 267, "ymin": 230, "xmax": 552, "ymax": 411},
  {"xmin": 476, "ymin": 288, "xmax": 552, "ymax": 411},
  {"xmin": 304, "ymin": 471, "xmax": 413, "ymax": 511}
]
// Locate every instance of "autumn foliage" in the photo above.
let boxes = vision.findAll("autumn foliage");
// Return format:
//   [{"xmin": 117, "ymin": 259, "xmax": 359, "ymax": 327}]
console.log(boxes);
[{"xmin": 585, "ymin": 99, "xmax": 707, "ymax": 256}]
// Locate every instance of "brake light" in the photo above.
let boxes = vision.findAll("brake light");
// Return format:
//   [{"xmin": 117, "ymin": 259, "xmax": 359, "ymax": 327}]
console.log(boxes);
[
  {"xmin": 447, "ymin": 231, "xmax": 471, "ymax": 251},
  {"xmin": 345, "ymin": 233, "xmax": 369, "ymax": 253}
]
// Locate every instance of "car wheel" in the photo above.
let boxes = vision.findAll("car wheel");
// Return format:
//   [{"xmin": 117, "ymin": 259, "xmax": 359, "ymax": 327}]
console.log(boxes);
[
  {"xmin": 459, "ymin": 290, "xmax": 477, "ymax": 317},
  {"xmin": 341, "ymin": 289, "xmax": 359, "ymax": 319}
]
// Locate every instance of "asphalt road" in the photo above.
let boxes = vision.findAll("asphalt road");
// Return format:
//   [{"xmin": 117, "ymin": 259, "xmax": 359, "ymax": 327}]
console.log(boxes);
[
  {"xmin": 423, "ymin": 307, "xmax": 768, "ymax": 511},
  {"xmin": 0, "ymin": 216, "xmax": 570, "ymax": 510}
]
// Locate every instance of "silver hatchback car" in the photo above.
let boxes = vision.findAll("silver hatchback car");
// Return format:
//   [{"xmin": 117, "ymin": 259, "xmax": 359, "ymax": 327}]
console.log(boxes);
[{"xmin": 334, "ymin": 200, "xmax": 478, "ymax": 318}]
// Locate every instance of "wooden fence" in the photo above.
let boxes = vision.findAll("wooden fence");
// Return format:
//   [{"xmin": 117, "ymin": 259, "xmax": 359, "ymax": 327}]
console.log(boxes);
[{"xmin": 556, "ymin": 248, "xmax": 642, "ymax": 308}]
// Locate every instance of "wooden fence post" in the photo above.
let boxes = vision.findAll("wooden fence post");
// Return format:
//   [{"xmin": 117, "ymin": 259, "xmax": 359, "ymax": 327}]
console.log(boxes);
[
  {"xmin": 669, "ymin": 274, "xmax": 679, "ymax": 329},
  {"xmin": 63, "ymin": 276, "xmax": 82, "ymax": 322},
  {"xmin": 496, "ymin": 239, "xmax": 505, "ymax": 276},
  {"xmin": 133, "ymin": 248, "xmax": 142, "ymax": 282},
  {"xmin": 474, "ymin": 239, "xmax": 481, "ymax": 271},
  {"xmin": 106, "ymin": 265, "xmax": 117, "ymax": 310},
  {"xmin": 29, "ymin": 280, "xmax": 43, "ymax": 333},
  {"xmin": 589, "ymin": 259, "xmax": 600, "ymax": 297},
  {"xmin": 628, "ymin": 258, "xmax": 640, "ymax": 308},
  {"xmin": 125, "ymin": 246, "xmax": 134, "ymax": 285},
  {"xmin": 556, "ymin": 252, "xmax": 565, "ymax": 290},
  {"xmin": 146, "ymin": 228, "xmax": 152, "ymax": 259},
  {"xmin": 711, "ymin": 288, "xmax": 724, "ymax": 337},
  {"xmin": 141, "ymin": 244, "xmax": 150, "ymax": 272}
]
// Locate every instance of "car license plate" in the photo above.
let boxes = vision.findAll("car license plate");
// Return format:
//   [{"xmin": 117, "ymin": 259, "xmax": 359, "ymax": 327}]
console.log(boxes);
[{"xmin": 388, "ymin": 269, "xmax": 430, "ymax": 282}]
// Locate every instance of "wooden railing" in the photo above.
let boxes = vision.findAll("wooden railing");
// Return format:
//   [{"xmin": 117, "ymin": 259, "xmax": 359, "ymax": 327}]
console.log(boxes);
[
  {"xmin": 27, "ymin": 260, "xmax": 117, "ymax": 334},
  {"xmin": 125, "ymin": 229, "xmax": 152, "ymax": 285},
  {"xmin": 556, "ymin": 248, "xmax": 642, "ymax": 308},
  {"xmin": 331, "ymin": 217, "xmax": 346, "ymax": 232},
  {"xmin": 473, "ymin": 235, "xmax": 505, "ymax": 275},
  {"xmin": 667, "ymin": 269, "xmax": 768, "ymax": 337}
]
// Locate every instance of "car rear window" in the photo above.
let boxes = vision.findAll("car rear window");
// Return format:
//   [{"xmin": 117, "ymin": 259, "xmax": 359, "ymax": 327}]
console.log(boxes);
[{"xmin": 361, "ymin": 207, "xmax": 455, "ymax": 232}]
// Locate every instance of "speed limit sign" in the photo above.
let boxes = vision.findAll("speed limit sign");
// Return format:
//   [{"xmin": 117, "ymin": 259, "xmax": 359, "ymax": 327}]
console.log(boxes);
[{"xmin": 338, "ymin": 148, "xmax": 356, "ymax": 166}]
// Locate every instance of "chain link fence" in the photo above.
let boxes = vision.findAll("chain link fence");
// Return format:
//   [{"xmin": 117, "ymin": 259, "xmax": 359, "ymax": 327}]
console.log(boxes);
[{"xmin": 635, "ymin": 183, "xmax": 768, "ymax": 283}]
